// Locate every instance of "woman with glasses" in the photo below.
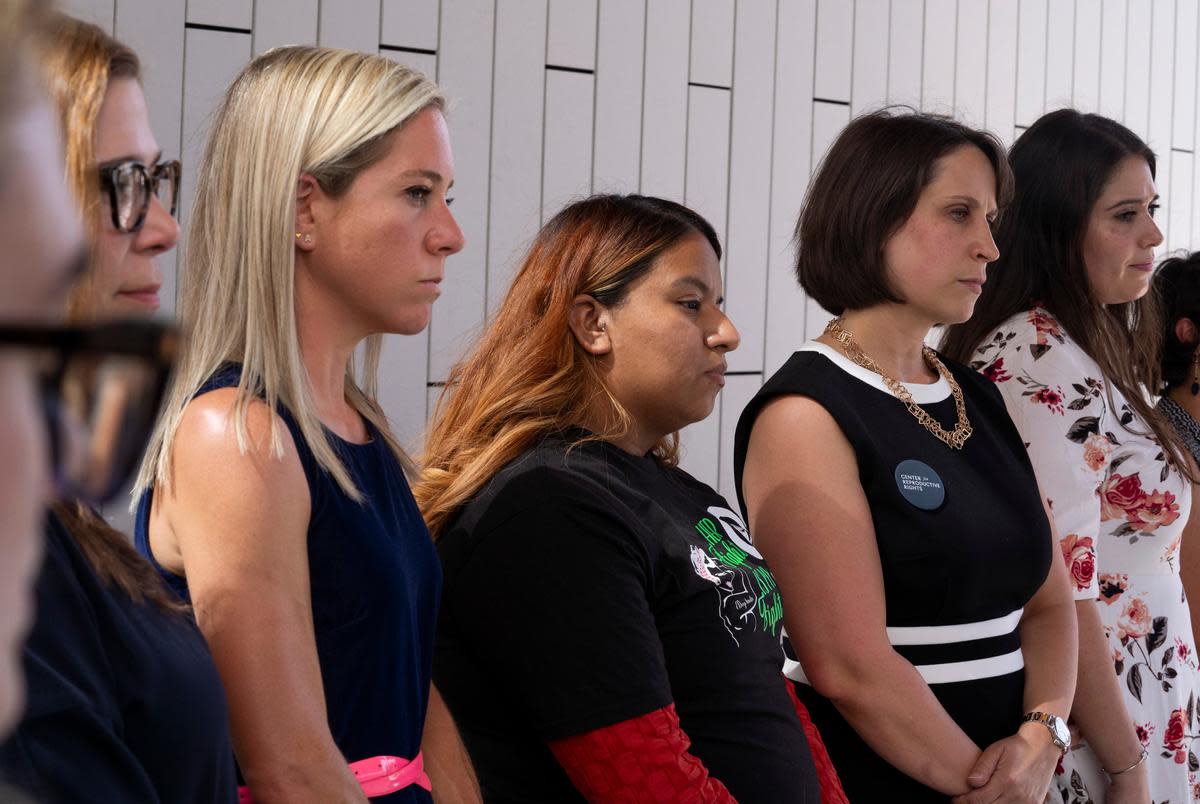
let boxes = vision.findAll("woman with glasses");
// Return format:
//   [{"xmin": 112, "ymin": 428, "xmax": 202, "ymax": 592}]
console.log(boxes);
[
  {"xmin": 0, "ymin": 14, "xmax": 237, "ymax": 804},
  {"xmin": 43, "ymin": 15, "xmax": 179, "ymax": 318},
  {"xmin": 0, "ymin": 0, "xmax": 81, "ymax": 743},
  {"xmin": 133, "ymin": 46, "xmax": 473, "ymax": 803}
]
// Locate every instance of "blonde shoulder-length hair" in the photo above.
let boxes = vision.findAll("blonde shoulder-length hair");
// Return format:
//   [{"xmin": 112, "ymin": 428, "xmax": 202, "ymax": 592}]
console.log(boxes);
[{"xmin": 136, "ymin": 45, "xmax": 444, "ymax": 503}]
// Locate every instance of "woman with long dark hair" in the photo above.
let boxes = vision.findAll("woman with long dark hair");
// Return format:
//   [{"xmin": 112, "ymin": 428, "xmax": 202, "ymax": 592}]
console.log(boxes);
[
  {"xmin": 1153, "ymin": 252, "xmax": 1200, "ymax": 468},
  {"xmin": 943, "ymin": 109, "xmax": 1193, "ymax": 802},
  {"xmin": 1151, "ymin": 252, "xmax": 1200, "ymax": 665},
  {"xmin": 420, "ymin": 194, "xmax": 843, "ymax": 803}
]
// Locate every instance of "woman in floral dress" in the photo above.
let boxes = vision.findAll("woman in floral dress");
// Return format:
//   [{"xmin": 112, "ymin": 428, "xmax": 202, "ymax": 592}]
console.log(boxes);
[{"xmin": 944, "ymin": 109, "xmax": 1199, "ymax": 803}]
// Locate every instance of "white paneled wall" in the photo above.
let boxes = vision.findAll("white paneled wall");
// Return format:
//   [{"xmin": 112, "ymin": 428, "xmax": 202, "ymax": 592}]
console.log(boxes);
[{"xmin": 62, "ymin": 0, "xmax": 1200, "ymax": 504}]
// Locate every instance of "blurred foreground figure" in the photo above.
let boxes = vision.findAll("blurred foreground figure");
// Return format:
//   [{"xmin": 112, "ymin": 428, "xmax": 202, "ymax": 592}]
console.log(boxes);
[
  {"xmin": 0, "ymin": 0, "xmax": 84, "ymax": 741},
  {"xmin": 0, "ymin": 13, "xmax": 237, "ymax": 804}
]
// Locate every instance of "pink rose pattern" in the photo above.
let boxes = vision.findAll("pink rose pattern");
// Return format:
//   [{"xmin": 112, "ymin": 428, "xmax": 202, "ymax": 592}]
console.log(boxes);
[
  {"xmin": 1060, "ymin": 534, "xmax": 1095, "ymax": 592},
  {"xmin": 972, "ymin": 308, "xmax": 1199, "ymax": 802},
  {"xmin": 1166, "ymin": 708, "xmax": 1189, "ymax": 764},
  {"xmin": 1082, "ymin": 433, "xmax": 1112, "ymax": 472},
  {"xmin": 1100, "ymin": 473, "xmax": 1182, "ymax": 533},
  {"xmin": 1028, "ymin": 308, "xmax": 1063, "ymax": 345}
]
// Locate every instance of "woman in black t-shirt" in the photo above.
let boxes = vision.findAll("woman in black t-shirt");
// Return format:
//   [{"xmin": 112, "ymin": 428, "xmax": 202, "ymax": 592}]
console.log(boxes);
[
  {"xmin": 734, "ymin": 110, "xmax": 1079, "ymax": 803},
  {"xmin": 419, "ymin": 194, "xmax": 843, "ymax": 803}
]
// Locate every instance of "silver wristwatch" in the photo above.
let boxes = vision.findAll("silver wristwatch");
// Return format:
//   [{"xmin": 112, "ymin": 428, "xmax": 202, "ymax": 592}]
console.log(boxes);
[{"xmin": 1022, "ymin": 711, "xmax": 1070, "ymax": 754}]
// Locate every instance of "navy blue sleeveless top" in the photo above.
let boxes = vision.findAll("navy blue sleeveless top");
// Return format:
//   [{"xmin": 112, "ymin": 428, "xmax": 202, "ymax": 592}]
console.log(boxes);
[{"xmin": 134, "ymin": 365, "xmax": 440, "ymax": 803}]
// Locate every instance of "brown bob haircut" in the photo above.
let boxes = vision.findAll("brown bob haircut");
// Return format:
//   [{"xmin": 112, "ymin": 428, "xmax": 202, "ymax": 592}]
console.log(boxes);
[{"xmin": 795, "ymin": 108, "xmax": 1012, "ymax": 315}]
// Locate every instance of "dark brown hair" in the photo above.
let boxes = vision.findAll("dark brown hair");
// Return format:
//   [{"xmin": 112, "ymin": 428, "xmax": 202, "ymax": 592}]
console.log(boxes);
[
  {"xmin": 1154, "ymin": 251, "xmax": 1200, "ymax": 391},
  {"xmin": 417, "ymin": 194, "xmax": 720, "ymax": 539},
  {"xmin": 51, "ymin": 501, "xmax": 188, "ymax": 614},
  {"xmin": 794, "ymin": 108, "xmax": 1012, "ymax": 315},
  {"xmin": 941, "ymin": 109, "xmax": 1189, "ymax": 474}
]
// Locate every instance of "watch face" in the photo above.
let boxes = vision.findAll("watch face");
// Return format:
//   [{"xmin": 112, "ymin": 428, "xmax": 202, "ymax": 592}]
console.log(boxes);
[{"xmin": 1051, "ymin": 717, "xmax": 1070, "ymax": 746}]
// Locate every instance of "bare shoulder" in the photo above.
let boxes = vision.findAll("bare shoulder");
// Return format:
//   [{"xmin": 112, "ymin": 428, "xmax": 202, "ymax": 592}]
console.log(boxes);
[
  {"xmin": 163, "ymin": 387, "xmax": 310, "ymax": 542},
  {"xmin": 173, "ymin": 388, "xmax": 303, "ymax": 482},
  {"xmin": 746, "ymin": 393, "xmax": 854, "ymax": 472}
]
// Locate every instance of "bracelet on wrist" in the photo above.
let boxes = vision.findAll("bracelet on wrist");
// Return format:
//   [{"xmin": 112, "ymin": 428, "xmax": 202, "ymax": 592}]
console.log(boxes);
[{"xmin": 1102, "ymin": 746, "xmax": 1148, "ymax": 777}]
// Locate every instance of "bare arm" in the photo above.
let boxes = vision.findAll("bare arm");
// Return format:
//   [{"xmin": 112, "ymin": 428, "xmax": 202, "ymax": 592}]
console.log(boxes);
[
  {"xmin": 954, "ymin": 496, "xmax": 1078, "ymax": 803},
  {"xmin": 422, "ymin": 684, "xmax": 481, "ymax": 804},
  {"xmin": 1067, "ymin": 598, "xmax": 1149, "ymax": 800},
  {"xmin": 743, "ymin": 396, "xmax": 981, "ymax": 795},
  {"xmin": 1182, "ymin": 480, "xmax": 1200, "ymax": 652},
  {"xmin": 152, "ymin": 390, "xmax": 364, "ymax": 803},
  {"xmin": 1016, "ymin": 500, "xmax": 1077, "ymax": 724}
]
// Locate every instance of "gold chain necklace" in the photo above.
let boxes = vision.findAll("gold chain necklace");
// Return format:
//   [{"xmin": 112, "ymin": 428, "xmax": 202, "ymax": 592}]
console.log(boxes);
[{"xmin": 823, "ymin": 318, "xmax": 973, "ymax": 450}]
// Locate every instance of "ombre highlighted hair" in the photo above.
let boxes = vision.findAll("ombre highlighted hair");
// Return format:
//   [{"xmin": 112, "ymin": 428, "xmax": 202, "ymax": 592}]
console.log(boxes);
[
  {"xmin": 416, "ymin": 194, "xmax": 720, "ymax": 539},
  {"xmin": 135, "ymin": 46, "xmax": 444, "ymax": 502}
]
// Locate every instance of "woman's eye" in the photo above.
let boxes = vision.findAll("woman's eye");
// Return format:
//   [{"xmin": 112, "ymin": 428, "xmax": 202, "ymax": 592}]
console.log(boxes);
[
  {"xmin": 949, "ymin": 208, "xmax": 969, "ymax": 223},
  {"xmin": 680, "ymin": 299, "xmax": 702, "ymax": 312},
  {"xmin": 1116, "ymin": 210, "xmax": 1137, "ymax": 222},
  {"xmin": 1149, "ymin": 203, "xmax": 1161, "ymax": 218},
  {"xmin": 446, "ymin": 196, "xmax": 455, "ymax": 207},
  {"xmin": 406, "ymin": 186, "xmax": 432, "ymax": 204}
]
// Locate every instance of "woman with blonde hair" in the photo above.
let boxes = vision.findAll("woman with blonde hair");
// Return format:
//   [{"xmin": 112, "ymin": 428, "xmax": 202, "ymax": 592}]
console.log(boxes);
[
  {"xmin": 422, "ymin": 194, "xmax": 844, "ymax": 802},
  {"xmin": 0, "ymin": 12, "xmax": 236, "ymax": 803},
  {"xmin": 133, "ymin": 46, "xmax": 472, "ymax": 802}
]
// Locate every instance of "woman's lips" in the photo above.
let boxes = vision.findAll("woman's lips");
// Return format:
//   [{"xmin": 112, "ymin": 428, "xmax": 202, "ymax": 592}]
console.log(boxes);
[{"xmin": 118, "ymin": 288, "xmax": 161, "ymax": 307}]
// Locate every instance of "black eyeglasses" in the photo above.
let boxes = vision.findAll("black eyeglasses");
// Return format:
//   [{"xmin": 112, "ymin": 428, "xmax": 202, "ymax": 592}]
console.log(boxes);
[
  {"xmin": 0, "ymin": 320, "xmax": 178, "ymax": 504},
  {"xmin": 97, "ymin": 159, "xmax": 182, "ymax": 234}
]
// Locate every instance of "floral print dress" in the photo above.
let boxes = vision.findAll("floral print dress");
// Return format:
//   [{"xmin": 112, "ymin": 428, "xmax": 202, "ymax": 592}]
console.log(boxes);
[{"xmin": 971, "ymin": 308, "xmax": 1199, "ymax": 804}]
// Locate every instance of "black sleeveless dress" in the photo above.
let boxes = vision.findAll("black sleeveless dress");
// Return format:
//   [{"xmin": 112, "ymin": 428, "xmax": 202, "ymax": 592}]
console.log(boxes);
[
  {"xmin": 732, "ymin": 343, "xmax": 1052, "ymax": 801},
  {"xmin": 135, "ymin": 365, "xmax": 439, "ymax": 803}
]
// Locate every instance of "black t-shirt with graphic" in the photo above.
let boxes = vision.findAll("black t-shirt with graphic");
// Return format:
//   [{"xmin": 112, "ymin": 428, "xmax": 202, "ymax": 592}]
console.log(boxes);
[{"xmin": 434, "ymin": 432, "xmax": 819, "ymax": 803}]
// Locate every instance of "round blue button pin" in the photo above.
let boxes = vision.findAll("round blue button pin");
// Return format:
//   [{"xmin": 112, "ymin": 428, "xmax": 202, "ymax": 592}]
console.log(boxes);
[{"xmin": 894, "ymin": 459, "xmax": 946, "ymax": 511}]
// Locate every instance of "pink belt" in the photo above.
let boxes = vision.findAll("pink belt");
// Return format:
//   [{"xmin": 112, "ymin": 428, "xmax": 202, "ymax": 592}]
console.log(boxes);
[{"xmin": 237, "ymin": 752, "xmax": 431, "ymax": 801}]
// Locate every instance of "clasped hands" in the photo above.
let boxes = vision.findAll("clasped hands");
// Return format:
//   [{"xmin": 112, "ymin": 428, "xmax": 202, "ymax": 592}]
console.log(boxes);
[{"xmin": 950, "ymin": 724, "xmax": 1060, "ymax": 804}]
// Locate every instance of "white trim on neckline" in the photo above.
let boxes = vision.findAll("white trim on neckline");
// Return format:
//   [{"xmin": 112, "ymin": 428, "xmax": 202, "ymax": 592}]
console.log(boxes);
[{"xmin": 797, "ymin": 341, "xmax": 951, "ymax": 404}]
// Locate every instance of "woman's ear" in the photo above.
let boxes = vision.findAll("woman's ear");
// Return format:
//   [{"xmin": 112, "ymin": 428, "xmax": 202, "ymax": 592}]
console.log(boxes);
[
  {"xmin": 294, "ymin": 173, "xmax": 319, "ymax": 252},
  {"xmin": 567, "ymin": 294, "xmax": 612, "ymax": 356},
  {"xmin": 1174, "ymin": 317, "xmax": 1198, "ymax": 346}
]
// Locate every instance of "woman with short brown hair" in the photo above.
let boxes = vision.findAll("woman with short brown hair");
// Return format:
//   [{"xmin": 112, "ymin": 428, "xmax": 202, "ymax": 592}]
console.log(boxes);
[{"xmin": 736, "ymin": 109, "xmax": 1078, "ymax": 802}]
